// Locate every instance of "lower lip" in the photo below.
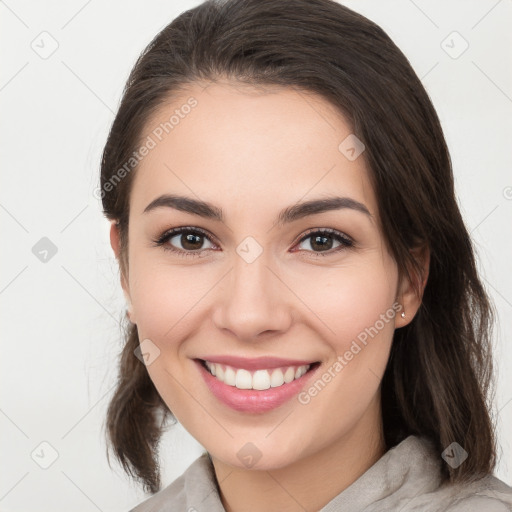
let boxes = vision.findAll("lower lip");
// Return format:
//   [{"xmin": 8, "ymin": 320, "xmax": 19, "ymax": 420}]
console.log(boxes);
[{"xmin": 195, "ymin": 359, "xmax": 319, "ymax": 413}]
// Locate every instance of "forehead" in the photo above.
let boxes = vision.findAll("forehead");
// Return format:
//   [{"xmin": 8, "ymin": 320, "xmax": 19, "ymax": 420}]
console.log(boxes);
[{"xmin": 130, "ymin": 81, "xmax": 376, "ymax": 218}]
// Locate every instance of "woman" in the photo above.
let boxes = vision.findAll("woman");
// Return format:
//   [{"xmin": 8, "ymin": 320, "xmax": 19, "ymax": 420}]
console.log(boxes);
[{"xmin": 100, "ymin": 0, "xmax": 512, "ymax": 510}]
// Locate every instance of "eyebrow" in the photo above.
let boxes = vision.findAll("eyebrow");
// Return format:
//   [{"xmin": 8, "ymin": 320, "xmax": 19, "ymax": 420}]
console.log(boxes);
[{"xmin": 143, "ymin": 194, "xmax": 371, "ymax": 225}]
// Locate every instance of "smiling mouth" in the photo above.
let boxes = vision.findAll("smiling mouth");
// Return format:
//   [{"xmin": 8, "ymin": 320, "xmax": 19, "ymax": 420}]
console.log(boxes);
[{"xmin": 198, "ymin": 359, "xmax": 321, "ymax": 391}]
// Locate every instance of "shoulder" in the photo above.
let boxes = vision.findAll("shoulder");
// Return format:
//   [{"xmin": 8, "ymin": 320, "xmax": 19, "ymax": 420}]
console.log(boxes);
[
  {"xmin": 375, "ymin": 436, "xmax": 512, "ymax": 512},
  {"xmin": 425, "ymin": 474, "xmax": 512, "ymax": 512},
  {"xmin": 129, "ymin": 452, "xmax": 224, "ymax": 512}
]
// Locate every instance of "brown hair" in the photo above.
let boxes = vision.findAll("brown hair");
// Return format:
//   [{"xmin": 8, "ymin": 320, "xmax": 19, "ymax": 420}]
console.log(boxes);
[{"xmin": 100, "ymin": 0, "xmax": 497, "ymax": 494}]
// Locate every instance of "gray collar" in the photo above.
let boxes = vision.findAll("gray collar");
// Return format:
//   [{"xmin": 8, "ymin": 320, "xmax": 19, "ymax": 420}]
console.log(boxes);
[{"xmin": 131, "ymin": 435, "xmax": 512, "ymax": 511}]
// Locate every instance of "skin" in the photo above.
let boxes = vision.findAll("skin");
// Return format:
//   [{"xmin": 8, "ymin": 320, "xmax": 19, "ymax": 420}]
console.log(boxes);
[{"xmin": 110, "ymin": 81, "xmax": 428, "ymax": 512}]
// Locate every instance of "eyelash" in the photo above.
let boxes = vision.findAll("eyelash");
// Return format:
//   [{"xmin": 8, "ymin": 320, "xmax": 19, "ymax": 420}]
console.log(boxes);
[{"xmin": 152, "ymin": 226, "xmax": 354, "ymax": 259}]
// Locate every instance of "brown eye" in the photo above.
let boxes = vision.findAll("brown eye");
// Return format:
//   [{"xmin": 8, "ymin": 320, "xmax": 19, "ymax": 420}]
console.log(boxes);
[
  {"xmin": 172, "ymin": 232, "xmax": 209, "ymax": 251},
  {"xmin": 296, "ymin": 229, "xmax": 353, "ymax": 255},
  {"xmin": 154, "ymin": 227, "xmax": 216, "ymax": 257}
]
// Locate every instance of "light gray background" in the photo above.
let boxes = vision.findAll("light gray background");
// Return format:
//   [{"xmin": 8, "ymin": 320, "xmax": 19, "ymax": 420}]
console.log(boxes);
[{"xmin": 1, "ymin": 0, "xmax": 511, "ymax": 510}]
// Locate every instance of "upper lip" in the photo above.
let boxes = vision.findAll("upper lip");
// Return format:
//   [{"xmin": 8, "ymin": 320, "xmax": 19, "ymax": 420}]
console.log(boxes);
[{"xmin": 196, "ymin": 355, "xmax": 317, "ymax": 371}]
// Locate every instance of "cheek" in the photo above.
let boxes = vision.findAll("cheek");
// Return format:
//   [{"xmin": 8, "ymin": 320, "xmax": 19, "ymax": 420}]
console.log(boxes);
[
  {"xmin": 129, "ymin": 257, "xmax": 212, "ymax": 341},
  {"xmin": 127, "ymin": 260, "xmax": 214, "ymax": 417},
  {"xmin": 291, "ymin": 256, "xmax": 398, "ymax": 436},
  {"xmin": 290, "ymin": 255, "xmax": 398, "ymax": 355}
]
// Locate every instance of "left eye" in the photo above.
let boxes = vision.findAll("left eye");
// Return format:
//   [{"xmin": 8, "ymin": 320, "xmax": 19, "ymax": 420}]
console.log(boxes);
[{"xmin": 295, "ymin": 229, "xmax": 353, "ymax": 255}]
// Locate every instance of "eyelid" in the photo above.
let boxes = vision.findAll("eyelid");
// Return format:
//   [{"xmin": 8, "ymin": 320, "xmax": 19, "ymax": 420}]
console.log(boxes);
[
  {"xmin": 291, "ymin": 227, "xmax": 354, "ymax": 257},
  {"xmin": 152, "ymin": 226, "xmax": 219, "ymax": 257},
  {"xmin": 293, "ymin": 227, "xmax": 353, "ymax": 247}
]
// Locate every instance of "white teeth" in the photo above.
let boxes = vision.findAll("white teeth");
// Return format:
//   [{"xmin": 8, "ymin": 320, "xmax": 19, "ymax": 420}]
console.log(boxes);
[
  {"xmin": 284, "ymin": 367, "xmax": 295, "ymax": 383},
  {"xmin": 224, "ymin": 367, "xmax": 236, "ymax": 386},
  {"xmin": 235, "ymin": 369, "xmax": 252, "ymax": 389},
  {"xmin": 203, "ymin": 361, "xmax": 311, "ymax": 390},
  {"xmin": 295, "ymin": 366, "xmax": 307, "ymax": 379},
  {"xmin": 253, "ymin": 370, "xmax": 271, "ymax": 390},
  {"xmin": 270, "ymin": 369, "xmax": 284, "ymax": 387}
]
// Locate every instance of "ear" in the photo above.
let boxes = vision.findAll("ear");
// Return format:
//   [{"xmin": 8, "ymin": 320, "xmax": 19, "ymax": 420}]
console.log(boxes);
[
  {"xmin": 395, "ymin": 243, "xmax": 430, "ymax": 328},
  {"xmin": 110, "ymin": 221, "xmax": 135, "ymax": 323}
]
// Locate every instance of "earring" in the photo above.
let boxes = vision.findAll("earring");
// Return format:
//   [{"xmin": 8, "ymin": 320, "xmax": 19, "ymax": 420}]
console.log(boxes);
[
  {"xmin": 126, "ymin": 301, "xmax": 134, "ymax": 323},
  {"xmin": 401, "ymin": 310, "xmax": 406, "ymax": 319}
]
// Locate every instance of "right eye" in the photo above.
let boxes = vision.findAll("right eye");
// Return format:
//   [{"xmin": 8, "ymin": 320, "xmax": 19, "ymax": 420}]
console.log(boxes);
[{"xmin": 153, "ymin": 227, "xmax": 217, "ymax": 258}]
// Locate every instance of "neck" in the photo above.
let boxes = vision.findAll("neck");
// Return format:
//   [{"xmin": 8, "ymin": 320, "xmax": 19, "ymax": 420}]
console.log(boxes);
[{"xmin": 210, "ymin": 396, "xmax": 386, "ymax": 512}]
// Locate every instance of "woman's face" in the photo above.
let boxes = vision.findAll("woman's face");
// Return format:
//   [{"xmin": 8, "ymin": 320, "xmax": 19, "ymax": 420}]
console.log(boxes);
[{"xmin": 113, "ymin": 81, "xmax": 408, "ymax": 470}]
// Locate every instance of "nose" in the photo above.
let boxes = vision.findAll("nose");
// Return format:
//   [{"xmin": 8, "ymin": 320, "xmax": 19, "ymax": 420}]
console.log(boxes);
[{"xmin": 212, "ymin": 248, "xmax": 293, "ymax": 341}]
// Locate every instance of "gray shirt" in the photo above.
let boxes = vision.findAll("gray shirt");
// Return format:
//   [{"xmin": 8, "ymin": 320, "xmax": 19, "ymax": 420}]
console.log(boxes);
[{"xmin": 130, "ymin": 435, "xmax": 512, "ymax": 511}]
